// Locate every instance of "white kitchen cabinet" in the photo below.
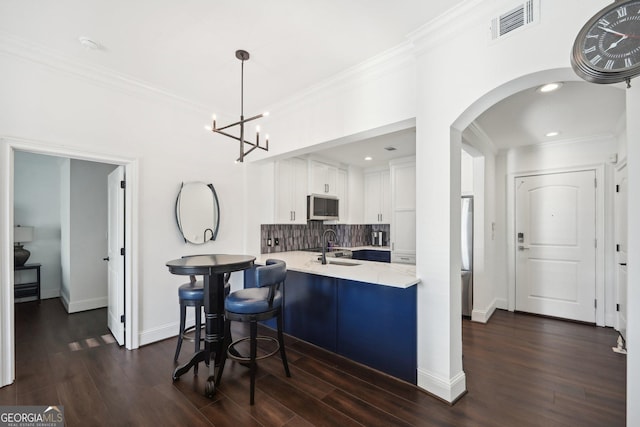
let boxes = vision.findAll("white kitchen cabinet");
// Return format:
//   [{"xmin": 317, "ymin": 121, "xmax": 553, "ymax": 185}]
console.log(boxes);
[
  {"xmin": 390, "ymin": 158, "xmax": 416, "ymax": 264},
  {"xmin": 336, "ymin": 169, "xmax": 348, "ymax": 223},
  {"xmin": 364, "ymin": 170, "xmax": 391, "ymax": 223},
  {"xmin": 275, "ymin": 157, "xmax": 308, "ymax": 223},
  {"xmin": 310, "ymin": 160, "xmax": 338, "ymax": 195}
]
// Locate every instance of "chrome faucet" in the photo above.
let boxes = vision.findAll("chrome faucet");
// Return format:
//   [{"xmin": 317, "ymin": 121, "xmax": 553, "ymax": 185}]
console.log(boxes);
[{"xmin": 321, "ymin": 229, "xmax": 337, "ymax": 265}]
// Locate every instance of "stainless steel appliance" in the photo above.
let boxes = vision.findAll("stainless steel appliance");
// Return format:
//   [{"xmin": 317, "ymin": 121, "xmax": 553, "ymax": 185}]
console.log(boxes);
[
  {"xmin": 371, "ymin": 231, "xmax": 386, "ymax": 246},
  {"xmin": 307, "ymin": 194, "xmax": 339, "ymax": 221},
  {"xmin": 461, "ymin": 196, "xmax": 473, "ymax": 318}
]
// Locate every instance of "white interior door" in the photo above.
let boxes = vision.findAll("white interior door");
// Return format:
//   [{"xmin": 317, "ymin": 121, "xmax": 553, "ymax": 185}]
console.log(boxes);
[
  {"xmin": 515, "ymin": 170, "xmax": 596, "ymax": 323},
  {"xmin": 107, "ymin": 166, "xmax": 125, "ymax": 345},
  {"xmin": 615, "ymin": 163, "xmax": 628, "ymax": 341}
]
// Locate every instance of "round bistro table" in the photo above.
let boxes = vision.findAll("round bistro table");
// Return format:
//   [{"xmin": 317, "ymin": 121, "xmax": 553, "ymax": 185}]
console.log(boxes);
[{"xmin": 166, "ymin": 254, "xmax": 255, "ymax": 397}]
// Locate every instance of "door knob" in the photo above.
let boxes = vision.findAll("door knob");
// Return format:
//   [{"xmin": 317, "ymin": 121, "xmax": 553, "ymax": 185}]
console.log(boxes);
[
  {"xmin": 103, "ymin": 257, "xmax": 110, "ymax": 261},
  {"xmin": 518, "ymin": 246, "xmax": 530, "ymax": 250}
]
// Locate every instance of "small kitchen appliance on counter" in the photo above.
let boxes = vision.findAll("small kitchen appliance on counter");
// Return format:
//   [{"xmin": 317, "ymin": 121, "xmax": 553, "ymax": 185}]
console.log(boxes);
[{"xmin": 371, "ymin": 231, "xmax": 386, "ymax": 246}]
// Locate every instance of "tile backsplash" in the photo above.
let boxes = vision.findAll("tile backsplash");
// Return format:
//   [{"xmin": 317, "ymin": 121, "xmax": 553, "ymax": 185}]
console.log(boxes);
[{"xmin": 261, "ymin": 223, "xmax": 390, "ymax": 254}]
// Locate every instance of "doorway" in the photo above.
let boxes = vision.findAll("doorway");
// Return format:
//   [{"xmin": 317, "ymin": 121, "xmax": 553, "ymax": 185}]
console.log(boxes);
[
  {"xmin": 515, "ymin": 170, "xmax": 597, "ymax": 323},
  {"xmin": 0, "ymin": 138, "xmax": 138, "ymax": 388}
]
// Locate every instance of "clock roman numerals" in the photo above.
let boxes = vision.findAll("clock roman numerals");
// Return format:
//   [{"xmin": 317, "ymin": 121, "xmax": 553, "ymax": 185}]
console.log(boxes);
[
  {"xmin": 605, "ymin": 59, "xmax": 615, "ymax": 70},
  {"xmin": 626, "ymin": 57, "xmax": 634, "ymax": 67},
  {"xmin": 617, "ymin": 7, "xmax": 628, "ymax": 18},
  {"xmin": 590, "ymin": 54, "xmax": 603, "ymax": 66}
]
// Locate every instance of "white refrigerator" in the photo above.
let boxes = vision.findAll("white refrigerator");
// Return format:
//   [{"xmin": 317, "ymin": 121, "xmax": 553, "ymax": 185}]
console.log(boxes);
[{"xmin": 461, "ymin": 196, "xmax": 473, "ymax": 317}]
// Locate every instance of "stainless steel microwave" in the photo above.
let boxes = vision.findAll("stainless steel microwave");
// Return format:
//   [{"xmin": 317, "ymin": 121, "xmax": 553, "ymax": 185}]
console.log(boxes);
[{"xmin": 307, "ymin": 194, "xmax": 339, "ymax": 221}]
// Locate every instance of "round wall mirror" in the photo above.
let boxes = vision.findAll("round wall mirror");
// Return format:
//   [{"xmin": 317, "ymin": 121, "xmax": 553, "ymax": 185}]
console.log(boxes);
[{"xmin": 175, "ymin": 182, "xmax": 220, "ymax": 244}]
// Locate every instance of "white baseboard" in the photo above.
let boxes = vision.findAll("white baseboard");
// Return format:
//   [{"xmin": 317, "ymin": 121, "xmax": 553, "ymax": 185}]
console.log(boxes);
[
  {"xmin": 471, "ymin": 298, "xmax": 498, "ymax": 323},
  {"xmin": 495, "ymin": 298, "xmax": 508, "ymax": 310},
  {"xmin": 66, "ymin": 296, "xmax": 108, "ymax": 313},
  {"xmin": 138, "ymin": 322, "xmax": 179, "ymax": 347},
  {"xmin": 417, "ymin": 368, "xmax": 466, "ymax": 403}
]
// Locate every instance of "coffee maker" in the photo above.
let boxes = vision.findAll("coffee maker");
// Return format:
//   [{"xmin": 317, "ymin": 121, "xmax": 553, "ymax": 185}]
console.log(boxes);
[{"xmin": 371, "ymin": 231, "xmax": 386, "ymax": 246}]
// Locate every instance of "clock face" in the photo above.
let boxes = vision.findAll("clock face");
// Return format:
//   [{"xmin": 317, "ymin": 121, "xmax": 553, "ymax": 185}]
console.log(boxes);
[{"xmin": 572, "ymin": 0, "xmax": 640, "ymax": 84}]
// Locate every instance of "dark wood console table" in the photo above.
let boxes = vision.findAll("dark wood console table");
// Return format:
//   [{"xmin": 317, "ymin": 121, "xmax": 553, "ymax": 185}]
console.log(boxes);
[
  {"xmin": 166, "ymin": 254, "xmax": 255, "ymax": 397},
  {"xmin": 14, "ymin": 263, "xmax": 41, "ymax": 304}
]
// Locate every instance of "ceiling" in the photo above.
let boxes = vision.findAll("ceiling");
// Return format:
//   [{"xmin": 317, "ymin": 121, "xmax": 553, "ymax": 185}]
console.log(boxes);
[{"xmin": 0, "ymin": 1, "xmax": 628, "ymax": 162}]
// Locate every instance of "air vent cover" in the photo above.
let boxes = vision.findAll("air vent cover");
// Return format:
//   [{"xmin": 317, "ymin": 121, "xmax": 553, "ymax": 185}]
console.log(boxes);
[{"xmin": 491, "ymin": 0, "xmax": 539, "ymax": 40}]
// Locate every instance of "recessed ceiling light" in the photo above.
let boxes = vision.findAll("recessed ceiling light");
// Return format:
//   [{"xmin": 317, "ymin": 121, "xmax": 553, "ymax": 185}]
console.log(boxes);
[
  {"xmin": 78, "ymin": 36, "xmax": 100, "ymax": 50},
  {"xmin": 364, "ymin": 156, "xmax": 373, "ymax": 161},
  {"xmin": 545, "ymin": 131, "xmax": 560, "ymax": 137},
  {"xmin": 538, "ymin": 82, "xmax": 563, "ymax": 93}
]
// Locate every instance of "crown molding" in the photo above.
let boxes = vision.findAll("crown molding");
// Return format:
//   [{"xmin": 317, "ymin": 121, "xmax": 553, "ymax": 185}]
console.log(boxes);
[
  {"xmin": 0, "ymin": 31, "xmax": 211, "ymax": 114},
  {"xmin": 407, "ymin": 0, "xmax": 487, "ymax": 55},
  {"xmin": 267, "ymin": 41, "xmax": 416, "ymax": 114}
]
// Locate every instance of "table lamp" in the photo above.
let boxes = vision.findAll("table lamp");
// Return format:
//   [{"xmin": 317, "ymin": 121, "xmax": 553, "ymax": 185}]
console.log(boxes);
[{"xmin": 14, "ymin": 225, "xmax": 34, "ymax": 267}]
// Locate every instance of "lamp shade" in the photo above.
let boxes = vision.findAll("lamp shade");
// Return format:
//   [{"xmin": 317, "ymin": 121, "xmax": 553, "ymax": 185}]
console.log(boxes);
[{"xmin": 14, "ymin": 226, "xmax": 34, "ymax": 243}]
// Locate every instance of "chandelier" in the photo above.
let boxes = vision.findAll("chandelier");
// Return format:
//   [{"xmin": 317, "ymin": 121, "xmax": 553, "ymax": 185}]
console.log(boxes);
[{"xmin": 210, "ymin": 49, "xmax": 269, "ymax": 163}]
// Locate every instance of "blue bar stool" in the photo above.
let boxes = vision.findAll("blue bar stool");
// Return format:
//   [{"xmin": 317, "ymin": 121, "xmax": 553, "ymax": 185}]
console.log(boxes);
[
  {"xmin": 222, "ymin": 259, "xmax": 290, "ymax": 405},
  {"xmin": 174, "ymin": 274, "xmax": 230, "ymax": 370}
]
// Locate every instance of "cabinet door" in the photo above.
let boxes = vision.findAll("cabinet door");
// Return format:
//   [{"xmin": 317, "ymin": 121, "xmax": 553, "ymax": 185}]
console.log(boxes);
[
  {"xmin": 393, "ymin": 164, "xmax": 416, "ymax": 210},
  {"xmin": 337, "ymin": 280, "xmax": 416, "ymax": 383},
  {"xmin": 291, "ymin": 158, "xmax": 308, "ymax": 224},
  {"xmin": 310, "ymin": 161, "xmax": 338, "ymax": 195},
  {"xmin": 335, "ymin": 169, "xmax": 348, "ymax": 223},
  {"xmin": 380, "ymin": 170, "xmax": 391, "ymax": 223},
  {"xmin": 283, "ymin": 271, "xmax": 337, "ymax": 351},
  {"xmin": 364, "ymin": 172, "xmax": 382, "ymax": 223},
  {"xmin": 275, "ymin": 159, "xmax": 294, "ymax": 223},
  {"xmin": 275, "ymin": 158, "xmax": 308, "ymax": 223},
  {"xmin": 391, "ymin": 160, "xmax": 416, "ymax": 261}
]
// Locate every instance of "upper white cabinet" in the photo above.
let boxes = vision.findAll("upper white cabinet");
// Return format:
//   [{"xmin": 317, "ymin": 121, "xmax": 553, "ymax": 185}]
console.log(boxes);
[
  {"xmin": 275, "ymin": 157, "xmax": 308, "ymax": 224},
  {"xmin": 390, "ymin": 158, "xmax": 416, "ymax": 264},
  {"xmin": 335, "ymin": 169, "xmax": 348, "ymax": 223},
  {"xmin": 309, "ymin": 160, "xmax": 338, "ymax": 196},
  {"xmin": 364, "ymin": 170, "xmax": 391, "ymax": 223}
]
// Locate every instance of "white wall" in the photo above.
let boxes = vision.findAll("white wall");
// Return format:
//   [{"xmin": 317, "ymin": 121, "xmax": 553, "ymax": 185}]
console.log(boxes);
[
  {"xmin": 13, "ymin": 151, "xmax": 63, "ymax": 300},
  {"xmin": 0, "ymin": 47, "xmax": 250, "ymax": 348},
  {"xmin": 60, "ymin": 159, "xmax": 117, "ymax": 313},
  {"xmin": 409, "ymin": 0, "xmax": 617, "ymax": 403},
  {"xmin": 626, "ymin": 80, "xmax": 640, "ymax": 426}
]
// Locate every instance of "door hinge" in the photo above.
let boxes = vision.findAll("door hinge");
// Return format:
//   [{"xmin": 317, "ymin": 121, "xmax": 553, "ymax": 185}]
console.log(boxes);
[
  {"xmin": 120, "ymin": 180, "xmax": 126, "ymax": 189},
  {"xmin": 594, "ymin": 299, "xmax": 597, "ymax": 309},
  {"xmin": 616, "ymin": 184, "xmax": 620, "ymax": 193},
  {"xmin": 617, "ymin": 244, "xmax": 620, "ymax": 252},
  {"xmin": 120, "ymin": 314, "xmax": 125, "ymax": 323},
  {"xmin": 594, "ymin": 177, "xmax": 597, "ymax": 188},
  {"xmin": 120, "ymin": 247, "xmax": 125, "ymax": 256},
  {"xmin": 594, "ymin": 239, "xmax": 597, "ymax": 248},
  {"xmin": 616, "ymin": 303, "xmax": 620, "ymax": 312}
]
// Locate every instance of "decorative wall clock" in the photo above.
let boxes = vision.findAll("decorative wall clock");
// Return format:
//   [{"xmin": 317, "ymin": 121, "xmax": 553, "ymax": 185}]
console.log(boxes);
[{"xmin": 571, "ymin": 0, "xmax": 640, "ymax": 86}]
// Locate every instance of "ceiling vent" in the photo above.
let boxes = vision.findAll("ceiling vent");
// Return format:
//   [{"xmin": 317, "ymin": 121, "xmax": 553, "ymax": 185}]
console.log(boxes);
[{"xmin": 491, "ymin": 0, "xmax": 539, "ymax": 40}]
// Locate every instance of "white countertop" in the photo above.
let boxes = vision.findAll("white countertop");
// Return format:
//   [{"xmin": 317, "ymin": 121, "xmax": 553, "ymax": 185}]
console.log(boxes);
[{"xmin": 255, "ymin": 251, "xmax": 419, "ymax": 289}]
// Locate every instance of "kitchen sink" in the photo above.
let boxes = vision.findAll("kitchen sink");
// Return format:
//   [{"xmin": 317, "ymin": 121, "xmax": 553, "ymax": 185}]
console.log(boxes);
[{"xmin": 327, "ymin": 260, "xmax": 360, "ymax": 267}]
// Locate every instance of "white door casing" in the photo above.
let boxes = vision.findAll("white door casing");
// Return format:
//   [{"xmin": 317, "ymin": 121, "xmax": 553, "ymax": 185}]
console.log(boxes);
[
  {"xmin": 515, "ymin": 170, "xmax": 597, "ymax": 323},
  {"xmin": 615, "ymin": 162, "xmax": 628, "ymax": 340},
  {"xmin": 107, "ymin": 166, "xmax": 125, "ymax": 345}
]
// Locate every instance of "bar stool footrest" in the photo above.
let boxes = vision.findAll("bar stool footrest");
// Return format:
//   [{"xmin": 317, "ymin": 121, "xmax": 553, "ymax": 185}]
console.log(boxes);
[{"xmin": 227, "ymin": 336, "xmax": 280, "ymax": 362}]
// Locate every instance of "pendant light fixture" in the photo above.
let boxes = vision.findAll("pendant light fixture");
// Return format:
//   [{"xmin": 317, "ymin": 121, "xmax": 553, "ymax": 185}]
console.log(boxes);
[{"xmin": 209, "ymin": 50, "xmax": 269, "ymax": 163}]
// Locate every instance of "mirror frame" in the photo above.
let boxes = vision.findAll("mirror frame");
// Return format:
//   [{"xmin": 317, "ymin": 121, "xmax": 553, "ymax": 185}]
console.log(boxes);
[{"xmin": 175, "ymin": 182, "xmax": 220, "ymax": 244}]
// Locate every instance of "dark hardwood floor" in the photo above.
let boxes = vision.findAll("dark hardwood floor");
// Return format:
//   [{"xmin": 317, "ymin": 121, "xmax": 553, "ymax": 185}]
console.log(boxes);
[{"xmin": 0, "ymin": 299, "xmax": 626, "ymax": 426}]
